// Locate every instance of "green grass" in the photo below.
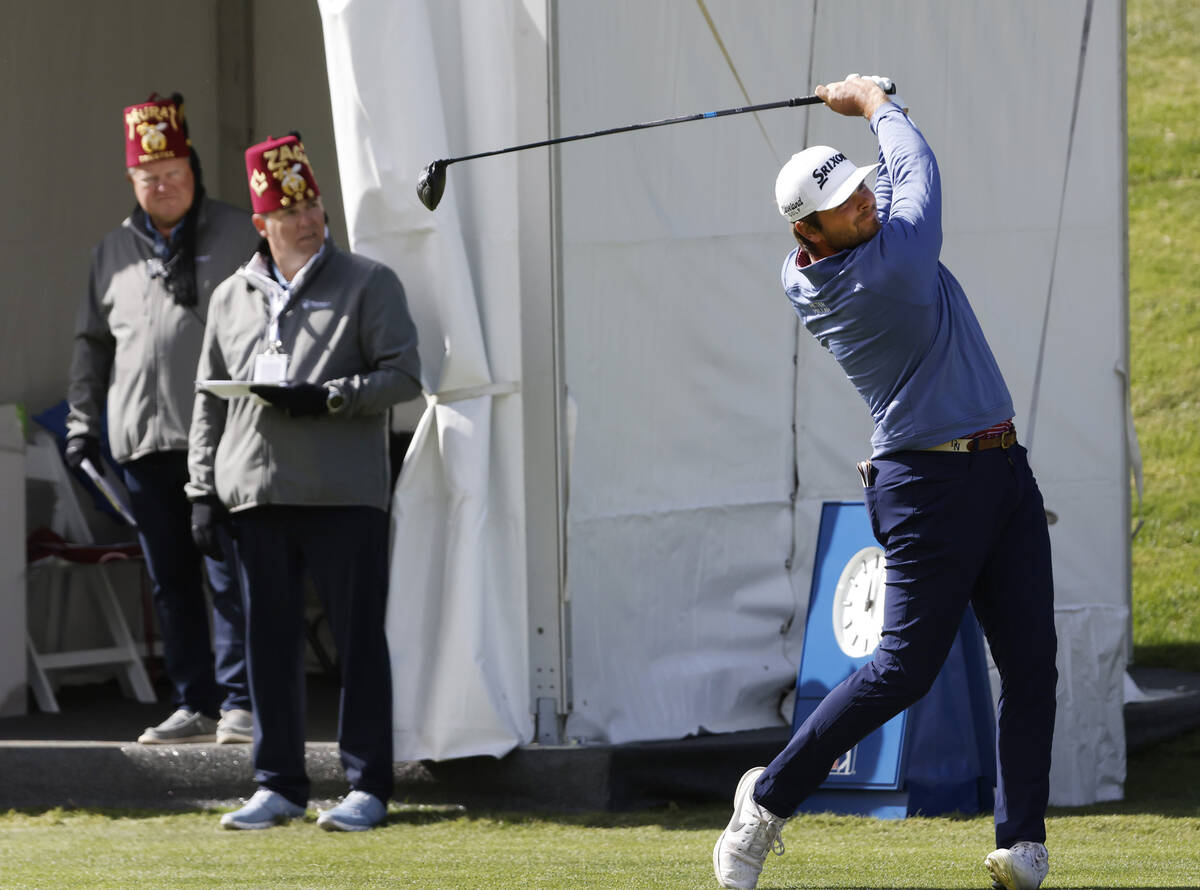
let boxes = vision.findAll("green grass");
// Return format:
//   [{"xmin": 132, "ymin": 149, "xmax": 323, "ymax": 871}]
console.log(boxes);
[
  {"xmin": 1128, "ymin": 0, "xmax": 1200, "ymax": 670},
  {"xmin": 1, "ymin": 729, "xmax": 1197, "ymax": 889}
]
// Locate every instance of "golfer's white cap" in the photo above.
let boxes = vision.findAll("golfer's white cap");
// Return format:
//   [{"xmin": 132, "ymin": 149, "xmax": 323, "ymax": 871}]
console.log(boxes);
[{"xmin": 775, "ymin": 145, "xmax": 878, "ymax": 222}]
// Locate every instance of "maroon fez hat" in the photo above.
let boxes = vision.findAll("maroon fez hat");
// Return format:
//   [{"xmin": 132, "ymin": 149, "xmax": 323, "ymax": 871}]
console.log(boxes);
[
  {"xmin": 244, "ymin": 133, "xmax": 321, "ymax": 213},
  {"xmin": 124, "ymin": 93, "xmax": 190, "ymax": 168}
]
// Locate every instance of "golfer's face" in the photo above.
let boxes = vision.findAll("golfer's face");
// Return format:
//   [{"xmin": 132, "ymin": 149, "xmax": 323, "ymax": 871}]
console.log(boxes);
[{"xmin": 816, "ymin": 183, "xmax": 880, "ymax": 251}]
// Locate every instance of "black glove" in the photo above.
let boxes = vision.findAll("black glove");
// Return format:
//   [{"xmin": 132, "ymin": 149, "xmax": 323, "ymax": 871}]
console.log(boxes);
[
  {"xmin": 249, "ymin": 382, "xmax": 329, "ymax": 418},
  {"xmin": 190, "ymin": 496, "xmax": 226, "ymax": 560},
  {"xmin": 64, "ymin": 435, "xmax": 102, "ymax": 472}
]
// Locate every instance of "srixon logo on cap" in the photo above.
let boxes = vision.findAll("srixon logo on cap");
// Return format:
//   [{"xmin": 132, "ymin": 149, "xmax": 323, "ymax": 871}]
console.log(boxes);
[{"xmin": 812, "ymin": 153, "xmax": 847, "ymax": 190}]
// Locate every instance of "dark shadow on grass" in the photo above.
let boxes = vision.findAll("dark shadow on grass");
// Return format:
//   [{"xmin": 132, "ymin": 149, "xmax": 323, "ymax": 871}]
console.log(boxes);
[
  {"xmin": 1133, "ymin": 642, "xmax": 1200, "ymax": 674},
  {"xmin": 0, "ymin": 805, "xmax": 204, "ymax": 820},
  {"xmin": 382, "ymin": 806, "xmax": 468, "ymax": 826},
  {"xmin": 442, "ymin": 802, "xmax": 731, "ymax": 830},
  {"xmin": 440, "ymin": 803, "xmax": 997, "ymax": 833},
  {"xmin": 3, "ymin": 804, "xmax": 469, "ymax": 828}
]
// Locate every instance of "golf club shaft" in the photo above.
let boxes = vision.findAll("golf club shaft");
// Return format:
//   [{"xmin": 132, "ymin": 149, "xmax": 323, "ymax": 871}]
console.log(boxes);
[{"xmin": 434, "ymin": 95, "xmax": 824, "ymax": 168}]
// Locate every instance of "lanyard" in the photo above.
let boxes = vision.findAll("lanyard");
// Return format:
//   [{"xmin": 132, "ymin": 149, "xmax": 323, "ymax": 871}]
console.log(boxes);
[
  {"xmin": 266, "ymin": 284, "xmax": 288, "ymax": 352},
  {"xmin": 263, "ymin": 237, "xmax": 327, "ymax": 351}
]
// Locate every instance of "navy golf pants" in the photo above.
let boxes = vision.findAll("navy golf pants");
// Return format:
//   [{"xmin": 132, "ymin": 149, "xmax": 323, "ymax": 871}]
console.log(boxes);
[
  {"xmin": 232, "ymin": 505, "xmax": 394, "ymax": 807},
  {"xmin": 121, "ymin": 451, "xmax": 249, "ymax": 716},
  {"xmin": 754, "ymin": 444, "xmax": 1057, "ymax": 848}
]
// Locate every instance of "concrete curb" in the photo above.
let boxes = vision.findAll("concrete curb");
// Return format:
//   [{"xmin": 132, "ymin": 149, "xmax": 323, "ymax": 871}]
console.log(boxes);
[{"xmin": 0, "ymin": 730, "xmax": 789, "ymax": 812}]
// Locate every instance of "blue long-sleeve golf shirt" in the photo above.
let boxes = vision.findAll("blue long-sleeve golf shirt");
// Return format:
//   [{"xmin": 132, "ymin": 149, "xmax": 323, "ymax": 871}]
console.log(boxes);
[{"xmin": 781, "ymin": 103, "xmax": 1014, "ymax": 458}]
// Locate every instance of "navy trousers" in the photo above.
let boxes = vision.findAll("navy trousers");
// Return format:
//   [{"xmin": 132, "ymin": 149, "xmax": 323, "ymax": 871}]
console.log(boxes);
[
  {"xmin": 121, "ymin": 451, "xmax": 249, "ymax": 716},
  {"xmin": 232, "ymin": 505, "xmax": 394, "ymax": 807},
  {"xmin": 755, "ymin": 444, "xmax": 1057, "ymax": 848}
]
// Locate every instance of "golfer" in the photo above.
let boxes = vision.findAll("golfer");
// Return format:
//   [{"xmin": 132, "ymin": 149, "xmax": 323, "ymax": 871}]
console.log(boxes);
[{"xmin": 713, "ymin": 76, "xmax": 1057, "ymax": 890}]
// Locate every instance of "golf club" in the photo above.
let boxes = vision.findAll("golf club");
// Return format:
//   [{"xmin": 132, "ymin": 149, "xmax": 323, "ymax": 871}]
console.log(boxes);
[{"xmin": 416, "ymin": 82, "xmax": 896, "ymax": 211}]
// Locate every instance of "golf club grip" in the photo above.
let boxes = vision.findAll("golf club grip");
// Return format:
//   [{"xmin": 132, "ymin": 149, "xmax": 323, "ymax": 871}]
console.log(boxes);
[{"xmin": 441, "ymin": 95, "xmax": 825, "ymax": 167}]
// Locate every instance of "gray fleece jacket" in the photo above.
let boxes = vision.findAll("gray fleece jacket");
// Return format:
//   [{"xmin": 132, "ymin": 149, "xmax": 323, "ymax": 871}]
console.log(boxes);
[
  {"xmin": 186, "ymin": 238, "xmax": 422, "ymax": 512},
  {"xmin": 66, "ymin": 197, "xmax": 259, "ymax": 462}
]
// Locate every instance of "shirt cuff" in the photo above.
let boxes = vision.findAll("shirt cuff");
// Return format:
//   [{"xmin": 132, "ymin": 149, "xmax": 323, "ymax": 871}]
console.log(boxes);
[{"xmin": 869, "ymin": 101, "xmax": 905, "ymax": 134}]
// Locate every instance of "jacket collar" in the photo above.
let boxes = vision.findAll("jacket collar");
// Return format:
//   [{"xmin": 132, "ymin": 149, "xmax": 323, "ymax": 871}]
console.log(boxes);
[
  {"xmin": 122, "ymin": 195, "xmax": 211, "ymax": 251},
  {"xmin": 240, "ymin": 235, "xmax": 336, "ymax": 303}
]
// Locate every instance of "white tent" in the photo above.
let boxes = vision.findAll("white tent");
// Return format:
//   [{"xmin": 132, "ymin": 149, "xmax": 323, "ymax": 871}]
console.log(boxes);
[{"xmin": 318, "ymin": 0, "xmax": 1130, "ymax": 805}]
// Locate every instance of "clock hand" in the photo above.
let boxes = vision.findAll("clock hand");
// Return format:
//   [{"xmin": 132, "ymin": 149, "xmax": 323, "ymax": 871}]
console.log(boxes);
[
  {"xmin": 869, "ymin": 555, "xmax": 886, "ymax": 612},
  {"xmin": 864, "ymin": 566, "xmax": 878, "ymax": 611}
]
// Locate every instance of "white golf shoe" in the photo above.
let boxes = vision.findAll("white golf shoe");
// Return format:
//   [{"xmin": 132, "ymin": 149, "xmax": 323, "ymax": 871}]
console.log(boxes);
[
  {"xmin": 985, "ymin": 841, "xmax": 1049, "ymax": 890},
  {"xmin": 712, "ymin": 767, "xmax": 787, "ymax": 889}
]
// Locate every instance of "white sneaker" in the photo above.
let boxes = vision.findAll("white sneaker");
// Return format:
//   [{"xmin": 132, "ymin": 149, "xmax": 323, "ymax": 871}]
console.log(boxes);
[
  {"xmin": 712, "ymin": 767, "xmax": 787, "ymax": 889},
  {"xmin": 137, "ymin": 709, "xmax": 217, "ymax": 744},
  {"xmin": 985, "ymin": 841, "xmax": 1049, "ymax": 890},
  {"xmin": 216, "ymin": 709, "xmax": 254, "ymax": 744},
  {"xmin": 316, "ymin": 790, "xmax": 387, "ymax": 831}
]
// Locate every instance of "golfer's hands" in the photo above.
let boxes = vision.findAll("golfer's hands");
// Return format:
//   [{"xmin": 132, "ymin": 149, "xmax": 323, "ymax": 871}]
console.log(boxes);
[
  {"xmin": 816, "ymin": 75, "xmax": 892, "ymax": 120},
  {"xmin": 848, "ymin": 73, "xmax": 909, "ymax": 115}
]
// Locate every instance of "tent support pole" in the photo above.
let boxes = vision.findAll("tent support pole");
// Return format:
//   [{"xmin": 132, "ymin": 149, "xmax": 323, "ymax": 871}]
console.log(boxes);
[{"xmin": 521, "ymin": 0, "xmax": 571, "ymax": 745}]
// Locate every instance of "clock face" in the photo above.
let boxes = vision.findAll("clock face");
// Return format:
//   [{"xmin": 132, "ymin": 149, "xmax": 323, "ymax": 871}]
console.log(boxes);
[{"xmin": 831, "ymin": 546, "xmax": 887, "ymax": 657}]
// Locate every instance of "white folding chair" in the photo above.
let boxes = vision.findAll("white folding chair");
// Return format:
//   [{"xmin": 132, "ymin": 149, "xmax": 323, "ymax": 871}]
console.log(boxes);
[{"xmin": 24, "ymin": 428, "xmax": 155, "ymax": 712}]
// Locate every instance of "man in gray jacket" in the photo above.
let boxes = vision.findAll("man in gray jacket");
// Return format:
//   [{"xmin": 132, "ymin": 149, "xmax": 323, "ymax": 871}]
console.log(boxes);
[
  {"xmin": 188, "ymin": 133, "xmax": 422, "ymax": 831},
  {"xmin": 66, "ymin": 94, "xmax": 257, "ymax": 745}
]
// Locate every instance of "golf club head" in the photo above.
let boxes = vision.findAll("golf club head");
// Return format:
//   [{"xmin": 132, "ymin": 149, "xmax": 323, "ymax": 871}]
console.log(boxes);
[{"xmin": 416, "ymin": 160, "xmax": 447, "ymax": 211}]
